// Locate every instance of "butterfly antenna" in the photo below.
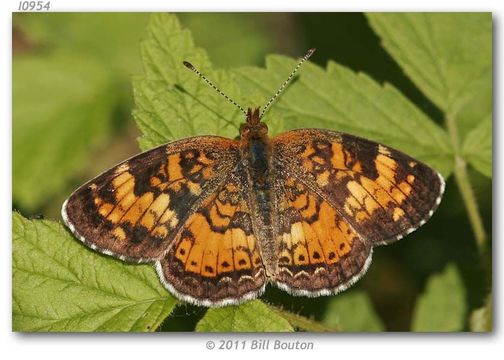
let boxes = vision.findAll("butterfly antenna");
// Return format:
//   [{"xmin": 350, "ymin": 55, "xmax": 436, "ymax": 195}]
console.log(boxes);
[
  {"xmin": 183, "ymin": 61, "xmax": 248, "ymax": 116},
  {"xmin": 259, "ymin": 48, "xmax": 315, "ymax": 119}
]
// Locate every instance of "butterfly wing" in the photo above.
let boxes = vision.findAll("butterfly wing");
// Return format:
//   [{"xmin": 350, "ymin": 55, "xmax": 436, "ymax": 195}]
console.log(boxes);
[
  {"xmin": 62, "ymin": 136, "xmax": 241, "ymax": 263},
  {"xmin": 273, "ymin": 175, "xmax": 372, "ymax": 295},
  {"xmin": 156, "ymin": 165, "xmax": 266, "ymax": 306},
  {"xmin": 270, "ymin": 129, "xmax": 444, "ymax": 294}
]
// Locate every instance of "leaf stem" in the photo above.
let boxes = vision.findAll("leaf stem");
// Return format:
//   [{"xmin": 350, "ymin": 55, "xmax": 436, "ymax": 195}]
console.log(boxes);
[
  {"xmin": 453, "ymin": 156, "xmax": 487, "ymax": 250},
  {"xmin": 446, "ymin": 112, "xmax": 487, "ymax": 251},
  {"xmin": 266, "ymin": 304, "xmax": 339, "ymax": 332}
]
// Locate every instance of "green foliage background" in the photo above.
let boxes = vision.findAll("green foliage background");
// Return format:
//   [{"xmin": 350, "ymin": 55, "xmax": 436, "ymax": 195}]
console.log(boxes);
[{"xmin": 12, "ymin": 12, "xmax": 492, "ymax": 332}]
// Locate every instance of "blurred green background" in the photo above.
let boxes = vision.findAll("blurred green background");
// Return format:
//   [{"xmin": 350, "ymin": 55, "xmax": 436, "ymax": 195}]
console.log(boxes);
[{"xmin": 12, "ymin": 13, "xmax": 492, "ymax": 331}]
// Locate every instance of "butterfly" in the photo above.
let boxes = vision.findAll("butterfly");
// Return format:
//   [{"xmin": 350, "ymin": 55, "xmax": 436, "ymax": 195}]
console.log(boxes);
[{"xmin": 62, "ymin": 48, "xmax": 445, "ymax": 307}]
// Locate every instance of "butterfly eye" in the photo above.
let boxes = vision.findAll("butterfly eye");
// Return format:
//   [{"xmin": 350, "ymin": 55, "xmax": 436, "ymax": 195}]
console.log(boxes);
[
  {"xmin": 240, "ymin": 124, "xmax": 252, "ymax": 137},
  {"xmin": 258, "ymin": 122, "xmax": 268, "ymax": 136}
]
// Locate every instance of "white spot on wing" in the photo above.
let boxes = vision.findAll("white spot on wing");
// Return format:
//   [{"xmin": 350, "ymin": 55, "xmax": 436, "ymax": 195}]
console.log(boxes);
[{"xmin": 273, "ymin": 248, "xmax": 374, "ymax": 298}]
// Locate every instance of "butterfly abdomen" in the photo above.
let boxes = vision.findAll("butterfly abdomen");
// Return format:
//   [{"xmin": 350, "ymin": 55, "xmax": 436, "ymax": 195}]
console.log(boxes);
[
  {"xmin": 246, "ymin": 138, "xmax": 273, "ymax": 221},
  {"xmin": 242, "ymin": 136, "xmax": 277, "ymax": 274}
]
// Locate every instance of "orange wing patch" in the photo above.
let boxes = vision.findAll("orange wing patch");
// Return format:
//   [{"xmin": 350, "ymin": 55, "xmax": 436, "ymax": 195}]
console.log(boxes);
[
  {"xmin": 298, "ymin": 137, "xmax": 414, "ymax": 225},
  {"xmin": 172, "ymin": 202, "xmax": 261, "ymax": 277},
  {"xmin": 157, "ymin": 177, "xmax": 266, "ymax": 305}
]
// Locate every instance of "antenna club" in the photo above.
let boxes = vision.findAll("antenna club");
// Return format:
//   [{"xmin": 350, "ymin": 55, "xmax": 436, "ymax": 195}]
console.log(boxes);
[
  {"xmin": 305, "ymin": 48, "xmax": 316, "ymax": 59},
  {"xmin": 183, "ymin": 61, "xmax": 195, "ymax": 70}
]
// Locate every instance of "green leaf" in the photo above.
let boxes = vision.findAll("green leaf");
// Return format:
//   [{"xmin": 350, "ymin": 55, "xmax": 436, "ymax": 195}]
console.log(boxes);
[
  {"xmin": 411, "ymin": 264, "xmax": 466, "ymax": 332},
  {"xmin": 133, "ymin": 13, "xmax": 246, "ymax": 151},
  {"xmin": 469, "ymin": 294, "xmax": 492, "ymax": 332},
  {"xmin": 178, "ymin": 13, "xmax": 273, "ymax": 67},
  {"xmin": 13, "ymin": 51, "xmax": 120, "ymax": 212},
  {"xmin": 322, "ymin": 291, "xmax": 384, "ymax": 331},
  {"xmin": 234, "ymin": 57, "xmax": 453, "ymax": 176},
  {"xmin": 196, "ymin": 300, "xmax": 293, "ymax": 332},
  {"xmin": 12, "ymin": 213, "xmax": 176, "ymax": 332},
  {"xmin": 462, "ymin": 113, "xmax": 492, "ymax": 178},
  {"xmin": 366, "ymin": 13, "xmax": 491, "ymax": 117},
  {"xmin": 367, "ymin": 13, "xmax": 492, "ymax": 176}
]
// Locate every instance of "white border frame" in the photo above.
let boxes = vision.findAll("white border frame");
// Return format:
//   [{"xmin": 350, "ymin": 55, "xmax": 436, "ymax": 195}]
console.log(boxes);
[{"xmin": 3, "ymin": 1, "xmax": 501, "ymax": 359}]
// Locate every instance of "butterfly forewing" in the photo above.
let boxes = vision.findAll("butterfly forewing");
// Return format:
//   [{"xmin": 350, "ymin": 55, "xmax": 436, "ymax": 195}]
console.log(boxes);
[
  {"xmin": 62, "ymin": 136, "xmax": 241, "ymax": 263},
  {"xmin": 271, "ymin": 129, "xmax": 445, "ymax": 247}
]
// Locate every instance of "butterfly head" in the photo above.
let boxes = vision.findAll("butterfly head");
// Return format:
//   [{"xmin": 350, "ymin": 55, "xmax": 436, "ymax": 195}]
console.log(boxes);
[{"xmin": 239, "ymin": 107, "xmax": 268, "ymax": 140}]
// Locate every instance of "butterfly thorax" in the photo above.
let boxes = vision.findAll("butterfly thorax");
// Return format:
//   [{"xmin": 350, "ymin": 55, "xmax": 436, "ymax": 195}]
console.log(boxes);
[
  {"xmin": 239, "ymin": 107, "xmax": 271, "ymax": 185},
  {"xmin": 239, "ymin": 107, "xmax": 277, "ymax": 274}
]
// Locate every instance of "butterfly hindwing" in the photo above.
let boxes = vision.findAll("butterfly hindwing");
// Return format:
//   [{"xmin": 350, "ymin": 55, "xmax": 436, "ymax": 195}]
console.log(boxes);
[
  {"xmin": 156, "ymin": 167, "xmax": 266, "ymax": 306},
  {"xmin": 62, "ymin": 136, "xmax": 241, "ymax": 262},
  {"xmin": 272, "ymin": 175, "xmax": 372, "ymax": 295},
  {"xmin": 272, "ymin": 129, "xmax": 445, "ymax": 246}
]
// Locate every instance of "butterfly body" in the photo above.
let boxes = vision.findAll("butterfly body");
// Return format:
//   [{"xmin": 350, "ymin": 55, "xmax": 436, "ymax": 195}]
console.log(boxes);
[{"xmin": 239, "ymin": 108, "xmax": 278, "ymax": 275}]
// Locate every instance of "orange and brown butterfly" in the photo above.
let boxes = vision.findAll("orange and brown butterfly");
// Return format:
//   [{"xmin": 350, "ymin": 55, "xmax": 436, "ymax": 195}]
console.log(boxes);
[{"xmin": 62, "ymin": 48, "xmax": 445, "ymax": 307}]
